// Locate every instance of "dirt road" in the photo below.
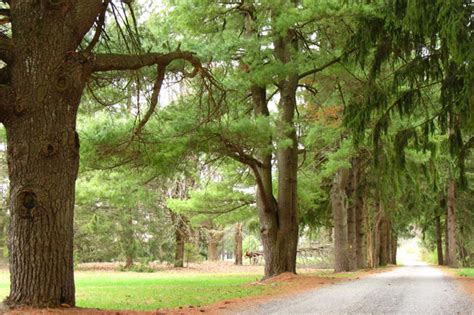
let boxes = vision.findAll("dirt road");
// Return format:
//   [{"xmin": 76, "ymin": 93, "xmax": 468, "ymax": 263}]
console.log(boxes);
[{"xmin": 245, "ymin": 265, "xmax": 473, "ymax": 314}]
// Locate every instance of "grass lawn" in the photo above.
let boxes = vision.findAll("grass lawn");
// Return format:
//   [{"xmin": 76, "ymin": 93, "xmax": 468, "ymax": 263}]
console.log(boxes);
[
  {"xmin": 458, "ymin": 268, "xmax": 474, "ymax": 277},
  {"xmin": 0, "ymin": 271, "xmax": 267, "ymax": 311}
]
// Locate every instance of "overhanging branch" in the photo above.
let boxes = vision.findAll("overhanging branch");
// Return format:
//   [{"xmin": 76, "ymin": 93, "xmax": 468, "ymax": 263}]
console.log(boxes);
[
  {"xmin": 70, "ymin": 0, "xmax": 104, "ymax": 46},
  {"xmin": 91, "ymin": 51, "xmax": 202, "ymax": 73},
  {"xmin": 133, "ymin": 65, "xmax": 166, "ymax": 137},
  {"xmin": 84, "ymin": 0, "xmax": 110, "ymax": 54}
]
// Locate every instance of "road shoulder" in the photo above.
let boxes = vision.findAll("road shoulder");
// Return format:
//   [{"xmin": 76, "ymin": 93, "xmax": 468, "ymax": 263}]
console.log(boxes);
[{"xmin": 438, "ymin": 266, "xmax": 474, "ymax": 300}]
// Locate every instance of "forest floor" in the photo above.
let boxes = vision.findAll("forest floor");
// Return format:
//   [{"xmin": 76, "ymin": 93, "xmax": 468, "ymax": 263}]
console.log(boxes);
[{"xmin": 0, "ymin": 262, "xmax": 382, "ymax": 314}]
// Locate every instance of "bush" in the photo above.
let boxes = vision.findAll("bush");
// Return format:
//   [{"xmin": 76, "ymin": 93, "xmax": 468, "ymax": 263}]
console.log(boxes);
[{"xmin": 118, "ymin": 263, "xmax": 154, "ymax": 273}]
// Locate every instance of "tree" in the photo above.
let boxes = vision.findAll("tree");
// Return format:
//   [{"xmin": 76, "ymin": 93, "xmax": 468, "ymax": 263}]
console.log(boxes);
[
  {"xmin": 0, "ymin": 1, "xmax": 212, "ymax": 307},
  {"xmin": 162, "ymin": 0, "xmax": 361, "ymax": 278}
]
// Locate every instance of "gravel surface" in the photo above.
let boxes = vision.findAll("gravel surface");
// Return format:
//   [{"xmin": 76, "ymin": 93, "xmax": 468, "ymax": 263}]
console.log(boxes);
[{"xmin": 245, "ymin": 265, "xmax": 474, "ymax": 314}]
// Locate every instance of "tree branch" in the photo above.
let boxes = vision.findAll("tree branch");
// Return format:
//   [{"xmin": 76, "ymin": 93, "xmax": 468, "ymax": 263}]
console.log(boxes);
[
  {"xmin": 90, "ymin": 51, "xmax": 202, "ymax": 73},
  {"xmin": 133, "ymin": 65, "xmax": 166, "ymax": 137},
  {"xmin": 0, "ymin": 84, "xmax": 14, "ymax": 122},
  {"xmin": 84, "ymin": 0, "xmax": 110, "ymax": 54},
  {"xmin": 0, "ymin": 33, "xmax": 13, "ymax": 63},
  {"xmin": 70, "ymin": 0, "xmax": 104, "ymax": 47},
  {"xmin": 298, "ymin": 49, "xmax": 357, "ymax": 81}
]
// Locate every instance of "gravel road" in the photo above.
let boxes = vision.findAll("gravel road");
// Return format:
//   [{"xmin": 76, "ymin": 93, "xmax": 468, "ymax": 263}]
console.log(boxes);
[{"xmin": 245, "ymin": 265, "xmax": 474, "ymax": 314}]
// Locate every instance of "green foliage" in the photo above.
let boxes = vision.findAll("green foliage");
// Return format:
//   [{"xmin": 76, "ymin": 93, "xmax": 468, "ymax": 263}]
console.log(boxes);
[
  {"xmin": 184, "ymin": 243, "xmax": 203, "ymax": 265},
  {"xmin": 458, "ymin": 268, "xmax": 474, "ymax": 278}
]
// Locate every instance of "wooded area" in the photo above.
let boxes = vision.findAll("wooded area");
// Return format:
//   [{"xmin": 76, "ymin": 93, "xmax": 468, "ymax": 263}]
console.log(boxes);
[{"xmin": 0, "ymin": 0, "xmax": 472, "ymax": 310}]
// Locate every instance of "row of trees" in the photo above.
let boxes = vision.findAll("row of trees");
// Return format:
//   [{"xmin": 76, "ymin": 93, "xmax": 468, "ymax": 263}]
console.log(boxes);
[{"xmin": 0, "ymin": 0, "xmax": 472, "ymax": 309}]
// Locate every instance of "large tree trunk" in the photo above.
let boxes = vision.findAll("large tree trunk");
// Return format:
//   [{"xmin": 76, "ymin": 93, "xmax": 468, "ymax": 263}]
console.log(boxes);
[
  {"xmin": 0, "ymin": 1, "xmax": 206, "ymax": 307},
  {"xmin": 445, "ymin": 207, "xmax": 450, "ymax": 266},
  {"xmin": 241, "ymin": 3, "xmax": 299, "ymax": 279},
  {"xmin": 331, "ymin": 168, "xmax": 350, "ymax": 272},
  {"xmin": 435, "ymin": 214, "xmax": 444, "ymax": 266},
  {"xmin": 390, "ymin": 231, "xmax": 397, "ymax": 265},
  {"xmin": 346, "ymin": 161, "xmax": 358, "ymax": 271},
  {"xmin": 446, "ymin": 177, "xmax": 458, "ymax": 267},
  {"xmin": 355, "ymin": 192, "xmax": 368, "ymax": 269},
  {"xmin": 275, "ymin": 77, "xmax": 299, "ymax": 276},
  {"xmin": 234, "ymin": 223, "xmax": 243, "ymax": 266},
  {"xmin": 253, "ymin": 84, "xmax": 297, "ymax": 278},
  {"xmin": 378, "ymin": 215, "xmax": 390, "ymax": 266},
  {"xmin": 3, "ymin": 5, "xmax": 93, "ymax": 306},
  {"xmin": 373, "ymin": 199, "xmax": 384, "ymax": 268}
]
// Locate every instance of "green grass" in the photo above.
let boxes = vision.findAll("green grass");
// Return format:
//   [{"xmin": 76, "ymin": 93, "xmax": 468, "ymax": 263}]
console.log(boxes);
[
  {"xmin": 0, "ymin": 271, "xmax": 267, "ymax": 311},
  {"xmin": 458, "ymin": 268, "xmax": 474, "ymax": 277}
]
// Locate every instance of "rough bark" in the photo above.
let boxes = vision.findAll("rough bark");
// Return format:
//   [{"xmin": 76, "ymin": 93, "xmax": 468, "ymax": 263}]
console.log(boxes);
[
  {"xmin": 446, "ymin": 177, "xmax": 458, "ymax": 267},
  {"xmin": 0, "ymin": 2, "xmax": 207, "ymax": 307},
  {"xmin": 252, "ymin": 83, "xmax": 298, "ymax": 277},
  {"xmin": 242, "ymin": 6, "xmax": 299, "ymax": 279},
  {"xmin": 355, "ymin": 190, "xmax": 368, "ymax": 269},
  {"xmin": 2, "ymin": 3, "xmax": 96, "ymax": 305},
  {"xmin": 346, "ymin": 160, "xmax": 358, "ymax": 271},
  {"xmin": 435, "ymin": 214, "xmax": 444, "ymax": 266},
  {"xmin": 373, "ymin": 199, "xmax": 384, "ymax": 268},
  {"xmin": 379, "ymin": 214, "xmax": 390, "ymax": 267},
  {"xmin": 390, "ymin": 231, "xmax": 397, "ymax": 265},
  {"xmin": 332, "ymin": 168, "xmax": 350, "ymax": 272},
  {"xmin": 234, "ymin": 223, "xmax": 243, "ymax": 265},
  {"xmin": 272, "ymin": 18, "xmax": 300, "ymax": 277},
  {"xmin": 445, "ymin": 206, "xmax": 450, "ymax": 266}
]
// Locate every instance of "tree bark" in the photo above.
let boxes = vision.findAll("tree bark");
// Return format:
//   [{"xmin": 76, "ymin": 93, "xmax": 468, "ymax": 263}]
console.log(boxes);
[
  {"xmin": 234, "ymin": 223, "xmax": 243, "ymax": 265},
  {"xmin": 355, "ymin": 191, "xmax": 368, "ymax": 268},
  {"xmin": 445, "ymin": 206, "xmax": 450, "ymax": 266},
  {"xmin": 207, "ymin": 230, "xmax": 223, "ymax": 261},
  {"xmin": 240, "ymin": 4, "xmax": 299, "ymax": 279},
  {"xmin": 252, "ymin": 84, "xmax": 296, "ymax": 278},
  {"xmin": 373, "ymin": 199, "xmax": 384, "ymax": 268},
  {"xmin": 390, "ymin": 231, "xmax": 397, "ymax": 265},
  {"xmin": 435, "ymin": 214, "xmax": 444, "ymax": 266},
  {"xmin": 175, "ymin": 228, "xmax": 185, "ymax": 268},
  {"xmin": 446, "ymin": 177, "xmax": 458, "ymax": 267},
  {"xmin": 346, "ymin": 160, "xmax": 358, "ymax": 271},
  {"xmin": 332, "ymin": 168, "xmax": 350, "ymax": 272},
  {"xmin": 379, "ymin": 215, "xmax": 389, "ymax": 266},
  {"xmin": 208, "ymin": 242, "xmax": 218, "ymax": 261},
  {"xmin": 2, "ymin": 3, "xmax": 97, "ymax": 305}
]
